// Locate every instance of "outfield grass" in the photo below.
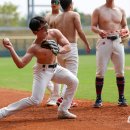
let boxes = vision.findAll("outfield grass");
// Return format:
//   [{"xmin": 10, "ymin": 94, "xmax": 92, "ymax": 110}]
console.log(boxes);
[{"xmin": 0, "ymin": 55, "xmax": 130, "ymax": 104}]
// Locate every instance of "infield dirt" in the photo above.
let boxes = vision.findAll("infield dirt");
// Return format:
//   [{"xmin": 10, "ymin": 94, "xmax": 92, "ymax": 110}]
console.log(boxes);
[{"xmin": 0, "ymin": 88, "xmax": 130, "ymax": 130}]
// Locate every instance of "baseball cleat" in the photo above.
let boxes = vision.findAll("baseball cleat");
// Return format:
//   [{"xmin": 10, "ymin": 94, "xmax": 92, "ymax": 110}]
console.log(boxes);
[
  {"xmin": 58, "ymin": 110, "xmax": 77, "ymax": 119},
  {"xmin": 46, "ymin": 97, "xmax": 59, "ymax": 106},
  {"xmin": 70, "ymin": 101, "xmax": 78, "ymax": 107},
  {"xmin": 93, "ymin": 99, "xmax": 102, "ymax": 108},
  {"xmin": 0, "ymin": 109, "xmax": 5, "ymax": 119},
  {"xmin": 118, "ymin": 97, "xmax": 128, "ymax": 107},
  {"xmin": 46, "ymin": 99, "xmax": 57, "ymax": 106}
]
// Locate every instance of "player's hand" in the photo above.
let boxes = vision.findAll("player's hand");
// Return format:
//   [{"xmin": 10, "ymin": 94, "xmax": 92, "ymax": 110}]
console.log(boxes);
[
  {"xmin": 98, "ymin": 30, "xmax": 108, "ymax": 38},
  {"xmin": 3, "ymin": 38, "xmax": 13, "ymax": 50},
  {"xmin": 119, "ymin": 29, "xmax": 130, "ymax": 37},
  {"xmin": 86, "ymin": 46, "xmax": 91, "ymax": 54}
]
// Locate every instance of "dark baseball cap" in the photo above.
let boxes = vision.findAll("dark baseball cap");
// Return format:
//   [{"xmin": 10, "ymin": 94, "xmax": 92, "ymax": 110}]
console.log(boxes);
[{"xmin": 51, "ymin": 0, "xmax": 60, "ymax": 5}]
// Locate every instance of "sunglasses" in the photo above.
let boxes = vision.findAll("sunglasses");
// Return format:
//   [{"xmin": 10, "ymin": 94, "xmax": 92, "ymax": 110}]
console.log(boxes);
[
  {"xmin": 37, "ymin": 26, "xmax": 45, "ymax": 31},
  {"xmin": 37, "ymin": 23, "xmax": 48, "ymax": 32},
  {"xmin": 51, "ymin": 0, "xmax": 60, "ymax": 5}
]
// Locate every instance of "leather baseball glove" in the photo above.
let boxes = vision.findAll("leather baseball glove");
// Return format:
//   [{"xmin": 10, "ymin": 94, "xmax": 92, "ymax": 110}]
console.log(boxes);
[
  {"xmin": 120, "ymin": 29, "xmax": 130, "ymax": 44},
  {"xmin": 41, "ymin": 40, "xmax": 59, "ymax": 55},
  {"xmin": 121, "ymin": 35, "xmax": 130, "ymax": 44}
]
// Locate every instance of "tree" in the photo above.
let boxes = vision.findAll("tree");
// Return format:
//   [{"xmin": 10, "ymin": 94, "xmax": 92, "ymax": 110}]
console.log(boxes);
[{"xmin": 0, "ymin": 2, "xmax": 26, "ymax": 27}]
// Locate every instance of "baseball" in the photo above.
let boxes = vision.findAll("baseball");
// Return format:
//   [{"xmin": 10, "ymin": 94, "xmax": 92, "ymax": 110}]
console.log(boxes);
[{"xmin": 3, "ymin": 38, "xmax": 10, "ymax": 42}]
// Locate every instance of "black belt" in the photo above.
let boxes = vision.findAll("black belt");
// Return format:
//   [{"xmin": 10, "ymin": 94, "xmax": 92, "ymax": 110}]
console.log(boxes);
[
  {"xmin": 42, "ymin": 63, "xmax": 57, "ymax": 68},
  {"xmin": 107, "ymin": 35, "xmax": 118, "ymax": 41}
]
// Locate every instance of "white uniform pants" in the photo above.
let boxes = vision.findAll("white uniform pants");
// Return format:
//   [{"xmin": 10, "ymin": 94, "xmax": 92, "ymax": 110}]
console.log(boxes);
[
  {"xmin": 0, "ymin": 64, "xmax": 78, "ymax": 118},
  {"xmin": 96, "ymin": 37, "xmax": 125, "ymax": 77},
  {"xmin": 57, "ymin": 43, "xmax": 79, "ymax": 97}
]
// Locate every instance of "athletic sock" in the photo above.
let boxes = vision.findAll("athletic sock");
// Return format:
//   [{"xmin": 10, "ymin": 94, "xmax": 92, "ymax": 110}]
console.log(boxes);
[
  {"xmin": 95, "ymin": 77, "xmax": 104, "ymax": 100},
  {"xmin": 116, "ymin": 77, "xmax": 125, "ymax": 99}
]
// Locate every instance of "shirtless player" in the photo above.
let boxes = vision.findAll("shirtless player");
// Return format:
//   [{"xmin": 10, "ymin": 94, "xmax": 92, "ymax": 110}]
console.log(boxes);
[
  {"xmin": 45, "ymin": 0, "xmax": 61, "ymax": 106},
  {"xmin": 54, "ymin": 0, "xmax": 91, "ymax": 106},
  {"xmin": 0, "ymin": 16, "xmax": 78, "ymax": 119},
  {"xmin": 91, "ymin": 0, "xmax": 129, "ymax": 108}
]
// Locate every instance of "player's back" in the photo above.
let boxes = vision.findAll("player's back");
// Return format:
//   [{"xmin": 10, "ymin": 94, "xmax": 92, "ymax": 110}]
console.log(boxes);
[{"xmin": 54, "ymin": 11, "xmax": 77, "ymax": 43}]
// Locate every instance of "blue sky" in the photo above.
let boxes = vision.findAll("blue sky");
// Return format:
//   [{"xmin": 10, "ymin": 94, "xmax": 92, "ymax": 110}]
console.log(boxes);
[{"xmin": 0, "ymin": 0, "xmax": 130, "ymax": 17}]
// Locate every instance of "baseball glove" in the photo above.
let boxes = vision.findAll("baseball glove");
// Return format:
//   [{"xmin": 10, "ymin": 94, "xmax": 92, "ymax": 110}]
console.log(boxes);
[
  {"xmin": 120, "ymin": 29, "xmax": 130, "ymax": 44},
  {"xmin": 41, "ymin": 40, "xmax": 59, "ymax": 55},
  {"xmin": 121, "ymin": 34, "xmax": 130, "ymax": 44}
]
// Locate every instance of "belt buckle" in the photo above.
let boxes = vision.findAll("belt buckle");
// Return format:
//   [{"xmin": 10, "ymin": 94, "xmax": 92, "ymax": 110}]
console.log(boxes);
[
  {"xmin": 49, "ymin": 63, "xmax": 57, "ymax": 68},
  {"xmin": 43, "ymin": 63, "xmax": 57, "ymax": 69},
  {"xmin": 53, "ymin": 63, "xmax": 57, "ymax": 68},
  {"xmin": 42, "ymin": 64, "xmax": 48, "ymax": 69},
  {"xmin": 107, "ymin": 35, "xmax": 118, "ymax": 40}
]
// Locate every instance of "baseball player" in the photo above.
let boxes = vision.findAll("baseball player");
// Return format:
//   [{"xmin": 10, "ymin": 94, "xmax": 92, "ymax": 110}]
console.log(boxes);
[
  {"xmin": 91, "ymin": 0, "xmax": 129, "ymax": 108},
  {"xmin": 0, "ymin": 16, "xmax": 79, "ymax": 119},
  {"xmin": 54, "ymin": 0, "xmax": 91, "ymax": 107},
  {"xmin": 45, "ymin": 0, "xmax": 61, "ymax": 106}
]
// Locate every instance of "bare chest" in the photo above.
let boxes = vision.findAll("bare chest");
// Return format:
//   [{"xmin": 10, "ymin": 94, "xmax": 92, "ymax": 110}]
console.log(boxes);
[
  {"xmin": 34, "ymin": 46, "xmax": 54, "ymax": 62},
  {"xmin": 49, "ymin": 15, "xmax": 57, "ymax": 28},
  {"xmin": 99, "ymin": 8, "xmax": 122, "ymax": 24}
]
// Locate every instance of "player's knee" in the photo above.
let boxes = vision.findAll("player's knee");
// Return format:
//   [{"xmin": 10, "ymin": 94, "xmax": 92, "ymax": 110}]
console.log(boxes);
[
  {"xmin": 30, "ymin": 96, "xmax": 43, "ymax": 105},
  {"xmin": 116, "ymin": 73, "xmax": 124, "ymax": 77},
  {"xmin": 75, "ymin": 77, "xmax": 79, "ymax": 87},
  {"xmin": 96, "ymin": 74, "xmax": 104, "ymax": 78},
  {"xmin": 71, "ymin": 76, "xmax": 79, "ymax": 89}
]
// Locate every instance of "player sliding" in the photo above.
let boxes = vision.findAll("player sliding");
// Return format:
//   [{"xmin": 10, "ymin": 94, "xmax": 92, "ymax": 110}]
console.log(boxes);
[{"xmin": 0, "ymin": 16, "xmax": 78, "ymax": 119}]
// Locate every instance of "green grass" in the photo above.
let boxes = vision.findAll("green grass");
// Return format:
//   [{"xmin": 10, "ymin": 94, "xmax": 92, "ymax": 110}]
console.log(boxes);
[
  {"xmin": 0, "ymin": 55, "xmax": 130, "ymax": 104},
  {"xmin": 77, "ymin": 54, "xmax": 130, "ymax": 104}
]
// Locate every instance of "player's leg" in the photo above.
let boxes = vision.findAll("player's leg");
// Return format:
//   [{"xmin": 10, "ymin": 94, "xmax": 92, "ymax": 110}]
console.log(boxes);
[
  {"xmin": 52, "ymin": 65, "xmax": 79, "ymax": 119},
  {"xmin": 57, "ymin": 44, "xmax": 78, "ymax": 107},
  {"xmin": 94, "ymin": 39, "xmax": 112, "ymax": 108},
  {"xmin": 47, "ymin": 81, "xmax": 54, "ymax": 94},
  {"xmin": 0, "ymin": 64, "xmax": 53, "ymax": 119},
  {"xmin": 46, "ymin": 83, "xmax": 61, "ymax": 106},
  {"xmin": 111, "ymin": 41, "xmax": 128, "ymax": 106},
  {"xmin": 46, "ymin": 57, "xmax": 62, "ymax": 106}
]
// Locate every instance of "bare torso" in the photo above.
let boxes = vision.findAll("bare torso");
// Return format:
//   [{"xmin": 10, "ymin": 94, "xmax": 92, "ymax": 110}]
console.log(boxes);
[
  {"xmin": 54, "ymin": 11, "xmax": 77, "ymax": 43},
  {"xmin": 46, "ymin": 13, "xmax": 59, "ymax": 28},
  {"xmin": 30, "ymin": 30, "xmax": 58, "ymax": 64},
  {"xmin": 26, "ymin": 28, "xmax": 70, "ymax": 65},
  {"xmin": 32, "ymin": 42, "xmax": 56, "ymax": 64},
  {"xmin": 97, "ymin": 4, "xmax": 124, "ymax": 32}
]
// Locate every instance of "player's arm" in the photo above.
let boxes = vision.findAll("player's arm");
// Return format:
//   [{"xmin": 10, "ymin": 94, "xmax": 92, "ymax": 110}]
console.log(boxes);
[
  {"xmin": 91, "ymin": 8, "xmax": 100, "ymax": 34},
  {"xmin": 120, "ymin": 8, "xmax": 129, "ymax": 36},
  {"xmin": 91, "ymin": 8, "xmax": 107, "ymax": 38},
  {"xmin": 3, "ymin": 38, "xmax": 33, "ymax": 68},
  {"xmin": 54, "ymin": 29, "xmax": 71, "ymax": 54},
  {"xmin": 74, "ymin": 12, "xmax": 91, "ymax": 53}
]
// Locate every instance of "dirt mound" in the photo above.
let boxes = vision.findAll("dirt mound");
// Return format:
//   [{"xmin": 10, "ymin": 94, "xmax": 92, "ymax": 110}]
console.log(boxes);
[{"xmin": 0, "ymin": 88, "xmax": 130, "ymax": 130}]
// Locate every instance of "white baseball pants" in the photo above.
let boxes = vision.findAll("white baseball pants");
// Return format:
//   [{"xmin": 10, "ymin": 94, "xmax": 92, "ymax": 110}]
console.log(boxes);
[
  {"xmin": 57, "ymin": 43, "xmax": 79, "ymax": 97},
  {"xmin": 96, "ymin": 37, "xmax": 125, "ymax": 77},
  {"xmin": 0, "ymin": 64, "xmax": 78, "ymax": 118}
]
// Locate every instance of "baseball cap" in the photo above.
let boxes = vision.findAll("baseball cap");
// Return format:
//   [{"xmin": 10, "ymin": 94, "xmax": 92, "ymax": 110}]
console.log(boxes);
[{"xmin": 51, "ymin": 0, "xmax": 60, "ymax": 5}]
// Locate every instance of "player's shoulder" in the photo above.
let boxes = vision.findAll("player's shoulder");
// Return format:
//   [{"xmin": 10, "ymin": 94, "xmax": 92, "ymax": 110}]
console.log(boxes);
[
  {"xmin": 26, "ymin": 40, "xmax": 36, "ymax": 53},
  {"xmin": 48, "ymin": 29, "xmax": 62, "ymax": 40},
  {"xmin": 67, "ymin": 11, "xmax": 80, "ymax": 18},
  {"xmin": 92, "ymin": 4, "xmax": 104, "ymax": 15},
  {"xmin": 46, "ymin": 12, "xmax": 52, "ymax": 16},
  {"xmin": 115, "ymin": 6, "xmax": 125, "ymax": 14},
  {"xmin": 69, "ymin": 11, "xmax": 79, "ymax": 15},
  {"xmin": 95, "ymin": 4, "xmax": 104, "ymax": 11},
  {"xmin": 45, "ymin": 12, "xmax": 52, "ymax": 20},
  {"xmin": 48, "ymin": 28, "xmax": 61, "ymax": 35}
]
